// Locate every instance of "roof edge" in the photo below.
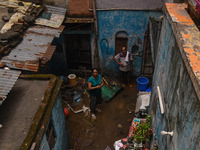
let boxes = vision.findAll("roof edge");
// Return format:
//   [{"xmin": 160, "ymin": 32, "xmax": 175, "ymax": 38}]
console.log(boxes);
[
  {"xmin": 164, "ymin": 3, "xmax": 200, "ymax": 101},
  {"xmin": 19, "ymin": 74, "xmax": 62, "ymax": 150}
]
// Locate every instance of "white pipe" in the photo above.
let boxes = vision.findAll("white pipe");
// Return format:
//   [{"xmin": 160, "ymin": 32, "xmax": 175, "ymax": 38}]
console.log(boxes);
[
  {"xmin": 161, "ymin": 131, "xmax": 173, "ymax": 137},
  {"xmin": 64, "ymin": 101, "xmax": 90, "ymax": 114},
  {"xmin": 30, "ymin": 142, "xmax": 36, "ymax": 150},
  {"xmin": 157, "ymin": 86, "xmax": 164, "ymax": 114},
  {"xmin": 88, "ymin": 0, "xmax": 93, "ymax": 11}
]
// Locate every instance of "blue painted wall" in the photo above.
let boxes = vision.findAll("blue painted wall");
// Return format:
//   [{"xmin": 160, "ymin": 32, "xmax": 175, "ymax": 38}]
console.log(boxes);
[
  {"xmin": 149, "ymin": 16, "xmax": 200, "ymax": 150},
  {"xmin": 39, "ymin": 93, "xmax": 70, "ymax": 150},
  {"xmin": 39, "ymin": 134, "xmax": 50, "ymax": 150},
  {"xmin": 97, "ymin": 10, "xmax": 162, "ymax": 76}
]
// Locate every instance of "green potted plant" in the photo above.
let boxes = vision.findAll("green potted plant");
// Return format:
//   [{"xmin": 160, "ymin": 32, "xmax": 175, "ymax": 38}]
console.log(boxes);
[{"xmin": 130, "ymin": 114, "xmax": 152, "ymax": 150}]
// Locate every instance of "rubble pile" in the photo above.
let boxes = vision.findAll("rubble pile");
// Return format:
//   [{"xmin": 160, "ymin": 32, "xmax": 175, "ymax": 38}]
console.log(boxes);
[{"xmin": 0, "ymin": 1, "xmax": 45, "ymax": 58}]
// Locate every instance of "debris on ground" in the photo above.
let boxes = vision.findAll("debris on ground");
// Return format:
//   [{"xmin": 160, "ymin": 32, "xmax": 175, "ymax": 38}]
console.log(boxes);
[
  {"xmin": 105, "ymin": 145, "xmax": 112, "ymax": 150},
  {"xmin": 101, "ymin": 77, "xmax": 122, "ymax": 101},
  {"xmin": 61, "ymin": 75, "xmax": 132, "ymax": 149},
  {"xmin": 101, "ymin": 84, "xmax": 122, "ymax": 101},
  {"xmin": 0, "ymin": 1, "xmax": 44, "ymax": 57},
  {"xmin": 117, "ymin": 124, "xmax": 123, "ymax": 128},
  {"xmin": 65, "ymin": 101, "xmax": 90, "ymax": 115}
]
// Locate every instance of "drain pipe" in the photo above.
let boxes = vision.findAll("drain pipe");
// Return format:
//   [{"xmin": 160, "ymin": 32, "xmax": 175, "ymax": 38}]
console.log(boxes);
[
  {"xmin": 157, "ymin": 86, "xmax": 164, "ymax": 114},
  {"xmin": 88, "ymin": 0, "xmax": 93, "ymax": 11},
  {"xmin": 154, "ymin": 15, "xmax": 163, "ymax": 63},
  {"xmin": 149, "ymin": 19, "xmax": 155, "ymax": 65},
  {"xmin": 161, "ymin": 131, "xmax": 173, "ymax": 137},
  {"xmin": 92, "ymin": 0, "xmax": 100, "ymax": 69}
]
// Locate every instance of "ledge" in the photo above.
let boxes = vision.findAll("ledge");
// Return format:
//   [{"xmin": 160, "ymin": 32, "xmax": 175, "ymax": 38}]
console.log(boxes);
[
  {"xmin": 164, "ymin": 3, "xmax": 200, "ymax": 100},
  {"xmin": 20, "ymin": 74, "xmax": 62, "ymax": 150}
]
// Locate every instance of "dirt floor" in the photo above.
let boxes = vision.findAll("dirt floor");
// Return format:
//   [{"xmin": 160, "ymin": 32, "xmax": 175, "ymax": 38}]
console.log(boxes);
[{"xmin": 61, "ymin": 77, "xmax": 139, "ymax": 150}]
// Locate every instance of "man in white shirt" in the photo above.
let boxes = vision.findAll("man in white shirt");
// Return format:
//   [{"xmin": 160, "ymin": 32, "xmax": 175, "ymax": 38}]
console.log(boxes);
[{"xmin": 113, "ymin": 47, "xmax": 133, "ymax": 87}]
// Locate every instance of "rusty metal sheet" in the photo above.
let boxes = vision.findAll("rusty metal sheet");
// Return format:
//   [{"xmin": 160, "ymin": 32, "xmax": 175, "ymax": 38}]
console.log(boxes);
[
  {"xmin": 0, "ymin": 25, "xmax": 64, "ymax": 72},
  {"xmin": 35, "ymin": 5, "xmax": 66, "ymax": 28},
  {"xmin": 46, "ymin": 5, "xmax": 66, "ymax": 15},
  {"xmin": 0, "ymin": 68, "xmax": 21, "ymax": 105}
]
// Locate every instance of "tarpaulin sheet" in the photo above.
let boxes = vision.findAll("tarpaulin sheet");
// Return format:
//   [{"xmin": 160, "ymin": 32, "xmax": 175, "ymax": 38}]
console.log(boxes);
[{"xmin": 101, "ymin": 84, "xmax": 122, "ymax": 101}]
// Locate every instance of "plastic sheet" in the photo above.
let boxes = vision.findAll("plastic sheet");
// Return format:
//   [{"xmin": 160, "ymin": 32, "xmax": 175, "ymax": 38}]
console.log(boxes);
[
  {"xmin": 101, "ymin": 84, "xmax": 122, "ymax": 101},
  {"xmin": 135, "ymin": 92, "xmax": 150, "ymax": 113}
]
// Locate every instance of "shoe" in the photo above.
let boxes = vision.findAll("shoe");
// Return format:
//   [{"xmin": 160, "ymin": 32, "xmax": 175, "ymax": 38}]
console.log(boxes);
[
  {"xmin": 91, "ymin": 114, "xmax": 96, "ymax": 120},
  {"xmin": 96, "ymin": 108, "xmax": 101, "ymax": 112}
]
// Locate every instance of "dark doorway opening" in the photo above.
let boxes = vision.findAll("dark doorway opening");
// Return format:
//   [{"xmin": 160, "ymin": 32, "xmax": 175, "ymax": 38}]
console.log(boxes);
[
  {"xmin": 115, "ymin": 38, "xmax": 128, "ymax": 55},
  {"xmin": 65, "ymin": 34, "xmax": 92, "ymax": 70},
  {"xmin": 115, "ymin": 31, "xmax": 128, "ymax": 54}
]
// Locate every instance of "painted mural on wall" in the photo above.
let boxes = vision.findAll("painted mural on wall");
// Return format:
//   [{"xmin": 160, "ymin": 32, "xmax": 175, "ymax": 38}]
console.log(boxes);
[
  {"xmin": 97, "ymin": 10, "xmax": 162, "ymax": 76},
  {"xmin": 150, "ymin": 16, "xmax": 200, "ymax": 150}
]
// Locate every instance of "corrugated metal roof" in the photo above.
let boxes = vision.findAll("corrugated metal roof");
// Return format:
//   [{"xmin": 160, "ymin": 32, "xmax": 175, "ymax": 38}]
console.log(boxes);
[
  {"xmin": 0, "ymin": 68, "xmax": 21, "ymax": 105},
  {"xmin": 35, "ymin": 5, "xmax": 66, "ymax": 28},
  {"xmin": 46, "ymin": 5, "xmax": 66, "ymax": 15},
  {"xmin": 0, "ymin": 25, "xmax": 64, "ymax": 72}
]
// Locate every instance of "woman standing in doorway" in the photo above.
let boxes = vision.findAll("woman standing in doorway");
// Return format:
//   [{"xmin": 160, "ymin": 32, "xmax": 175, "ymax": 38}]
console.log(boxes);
[{"xmin": 88, "ymin": 68, "xmax": 104, "ymax": 120}]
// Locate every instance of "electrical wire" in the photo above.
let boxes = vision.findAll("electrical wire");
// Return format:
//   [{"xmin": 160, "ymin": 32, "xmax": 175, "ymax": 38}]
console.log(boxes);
[{"xmin": 65, "ymin": 23, "xmax": 89, "ymax": 30}]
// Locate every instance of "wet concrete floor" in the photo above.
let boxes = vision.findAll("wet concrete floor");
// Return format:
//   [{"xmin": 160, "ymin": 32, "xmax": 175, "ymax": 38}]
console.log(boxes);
[{"xmin": 63, "ymin": 77, "xmax": 138, "ymax": 150}]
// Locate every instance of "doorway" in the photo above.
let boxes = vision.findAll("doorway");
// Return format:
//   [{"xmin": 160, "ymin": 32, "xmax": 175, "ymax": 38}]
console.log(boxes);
[
  {"xmin": 115, "ymin": 38, "xmax": 128, "ymax": 54},
  {"xmin": 115, "ymin": 31, "xmax": 128, "ymax": 54},
  {"xmin": 65, "ymin": 34, "xmax": 92, "ymax": 70}
]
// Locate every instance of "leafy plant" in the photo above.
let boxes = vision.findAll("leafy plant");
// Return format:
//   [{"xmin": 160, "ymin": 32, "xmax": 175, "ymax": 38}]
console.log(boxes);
[{"xmin": 130, "ymin": 114, "xmax": 152, "ymax": 148}]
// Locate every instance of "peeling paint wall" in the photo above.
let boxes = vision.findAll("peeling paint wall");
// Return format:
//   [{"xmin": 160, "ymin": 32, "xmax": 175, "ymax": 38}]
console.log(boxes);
[
  {"xmin": 150, "ymin": 15, "xmax": 200, "ymax": 150},
  {"xmin": 40, "ymin": 134, "xmax": 50, "ymax": 150},
  {"xmin": 67, "ymin": 0, "xmax": 93, "ymax": 17},
  {"xmin": 39, "ymin": 93, "xmax": 69, "ymax": 150},
  {"xmin": 52, "ymin": 93, "xmax": 69, "ymax": 150},
  {"xmin": 97, "ymin": 10, "xmax": 162, "ymax": 76}
]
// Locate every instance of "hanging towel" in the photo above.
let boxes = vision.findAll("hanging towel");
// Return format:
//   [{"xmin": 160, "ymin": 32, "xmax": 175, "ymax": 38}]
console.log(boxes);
[{"xmin": 125, "ymin": 51, "xmax": 130, "ymax": 62}]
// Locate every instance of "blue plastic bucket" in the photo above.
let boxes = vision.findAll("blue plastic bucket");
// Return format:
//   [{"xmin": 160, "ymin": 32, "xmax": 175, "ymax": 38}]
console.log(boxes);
[{"xmin": 136, "ymin": 77, "xmax": 149, "ymax": 91}]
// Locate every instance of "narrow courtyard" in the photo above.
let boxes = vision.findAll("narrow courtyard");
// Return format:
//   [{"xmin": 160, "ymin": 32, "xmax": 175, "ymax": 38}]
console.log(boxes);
[
  {"xmin": 62, "ymin": 77, "xmax": 139, "ymax": 149},
  {"xmin": 0, "ymin": 0, "xmax": 200, "ymax": 150}
]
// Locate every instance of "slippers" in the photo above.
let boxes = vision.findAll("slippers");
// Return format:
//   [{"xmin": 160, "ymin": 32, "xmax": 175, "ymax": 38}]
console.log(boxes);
[
  {"xmin": 96, "ymin": 108, "xmax": 101, "ymax": 112},
  {"xmin": 91, "ymin": 114, "xmax": 96, "ymax": 120}
]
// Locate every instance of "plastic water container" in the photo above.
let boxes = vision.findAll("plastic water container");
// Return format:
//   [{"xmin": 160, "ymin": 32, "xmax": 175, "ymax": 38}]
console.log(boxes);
[
  {"xmin": 136, "ymin": 77, "xmax": 149, "ymax": 91},
  {"xmin": 68, "ymin": 74, "xmax": 76, "ymax": 85}
]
